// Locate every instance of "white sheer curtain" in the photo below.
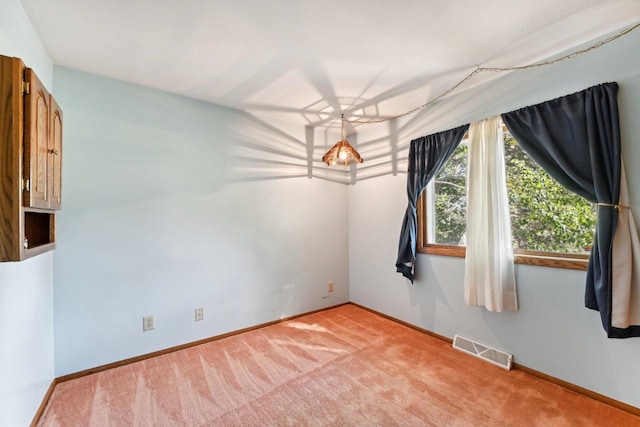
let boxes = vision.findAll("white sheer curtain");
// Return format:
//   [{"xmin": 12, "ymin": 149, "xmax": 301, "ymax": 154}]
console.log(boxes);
[
  {"xmin": 464, "ymin": 117, "xmax": 518, "ymax": 312},
  {"xmin": 611, "ymin": 161, "xmax": 640, "ymax": 327}
]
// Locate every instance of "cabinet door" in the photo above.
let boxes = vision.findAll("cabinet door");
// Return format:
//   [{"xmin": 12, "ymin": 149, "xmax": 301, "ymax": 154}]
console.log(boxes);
[
  {"xmin": 49, "ymin": 96, "xmax": 62, "ymax": 210},
  {"xmin": 23, "ymin": 68, "xmax": 50, "ymax": 209}
]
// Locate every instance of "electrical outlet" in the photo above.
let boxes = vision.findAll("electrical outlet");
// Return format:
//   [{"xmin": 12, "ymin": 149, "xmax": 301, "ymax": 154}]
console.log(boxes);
[
  {"xmin": 328, "ymin": 281, "xmax": 334, "ymax": 292},
  {"xmin": 195, "ymin": 308, "xmax": 204, "ymax": 321},
  {"xmin": 143, "ymin": 316, "xmax": 154, "ymax": 331}
]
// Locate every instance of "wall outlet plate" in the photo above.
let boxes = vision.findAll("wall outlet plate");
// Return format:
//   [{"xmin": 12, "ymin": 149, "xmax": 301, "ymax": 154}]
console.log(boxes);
[
  {"xmin": 328, "ymin": 281, "xmax": 334, "ymax": 292},
  {"xmin": 143, "ymin": 315, "xmax": 154, "ymax": 331},
  {"xmin": 195, "ymin": 308, "xmax": 204, "ymax": 321}
]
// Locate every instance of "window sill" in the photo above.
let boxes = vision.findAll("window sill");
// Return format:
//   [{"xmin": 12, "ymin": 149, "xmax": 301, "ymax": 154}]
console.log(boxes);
[{"xmin": 419, "ymin": 244, "xmax": 588, "ymax": 271}]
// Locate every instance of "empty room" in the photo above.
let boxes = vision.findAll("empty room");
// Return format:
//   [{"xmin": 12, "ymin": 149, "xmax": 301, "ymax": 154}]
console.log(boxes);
[{"xmin": 2, "ymin": 0, "xmax": 640, "ymax": 425}]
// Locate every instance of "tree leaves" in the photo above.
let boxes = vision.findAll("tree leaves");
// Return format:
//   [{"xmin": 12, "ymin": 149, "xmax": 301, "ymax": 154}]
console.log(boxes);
[{"xmin": 431, "ymin": 135, "xmax": 596, "ymax": 254}]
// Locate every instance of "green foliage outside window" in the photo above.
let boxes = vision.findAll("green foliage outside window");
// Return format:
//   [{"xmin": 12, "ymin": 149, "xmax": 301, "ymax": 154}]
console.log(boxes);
[
  {"xmin": 433, "ymin": 145, "xmax": 467, "ymax": 245},
  {"xmin": 431, "ymin": 134, "xmax": 596, "ymax": 254}
]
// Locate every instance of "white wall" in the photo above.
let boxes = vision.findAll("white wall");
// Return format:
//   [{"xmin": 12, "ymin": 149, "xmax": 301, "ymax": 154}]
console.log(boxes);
[
  {"xmin": 0, "ymin": 0, "xmax": 52, "ymax": 88},
  {"xmin": 0, "ymin": 0, "xmax": 55, "ymax": 425},
  {"xmin": 349, "ymin": 29, "xmax": 640, "ymax": 407},
  {"xmin": 52, "ymin": 67, "xmax": 350, "ymax": 376}
]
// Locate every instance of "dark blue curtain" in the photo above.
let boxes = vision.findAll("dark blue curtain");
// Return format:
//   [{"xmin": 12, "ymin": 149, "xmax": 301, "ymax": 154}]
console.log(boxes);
[
  {"xmin": 396, "ymin": 125, "xmax": 469, "ymax": 283},
  {"xmin": 502, "ymin": 82, "xmax": 638, "ymax": 338}
]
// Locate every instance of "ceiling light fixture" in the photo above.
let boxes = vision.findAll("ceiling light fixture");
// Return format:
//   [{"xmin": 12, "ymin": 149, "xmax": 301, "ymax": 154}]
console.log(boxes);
[{"xmin": 322, "ymin": 114, "xmax": 363, "ymax": 166}]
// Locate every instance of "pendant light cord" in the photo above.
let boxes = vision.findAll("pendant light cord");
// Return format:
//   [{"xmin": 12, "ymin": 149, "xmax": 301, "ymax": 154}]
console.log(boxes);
[{"xmin": 344, "ymin": 21, "xmax": 640, "ymax": 126}]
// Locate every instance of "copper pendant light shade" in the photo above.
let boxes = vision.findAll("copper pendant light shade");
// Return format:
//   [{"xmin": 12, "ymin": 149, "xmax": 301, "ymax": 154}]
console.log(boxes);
[{"xmin": 322, "ymin": 114, "xmax": 364, "ymax": 166}]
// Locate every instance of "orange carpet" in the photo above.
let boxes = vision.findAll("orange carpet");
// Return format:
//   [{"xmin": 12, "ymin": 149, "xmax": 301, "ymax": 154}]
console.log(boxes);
[{"xmin": 38, "ymin": 304, "xmax": 640, "ymax": 426}]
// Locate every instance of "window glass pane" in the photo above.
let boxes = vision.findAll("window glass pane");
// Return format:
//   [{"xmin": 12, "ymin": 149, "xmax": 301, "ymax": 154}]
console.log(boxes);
[
  {"xmin": 426, "ymin": 130, "xmax": 596, "ymax": 257},
  {"xmin": 504, "ymin": 134, "xmax": 596, "ymax": 254},
  {"xmin": 431, "ymin": 143, "xmax": 467, "ymax": 245}
]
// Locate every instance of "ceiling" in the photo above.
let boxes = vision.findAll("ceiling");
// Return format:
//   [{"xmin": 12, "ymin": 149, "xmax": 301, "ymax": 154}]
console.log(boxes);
[{"xmin": 20, "ymin": 0, "xmax": 640, "ymax": 131}]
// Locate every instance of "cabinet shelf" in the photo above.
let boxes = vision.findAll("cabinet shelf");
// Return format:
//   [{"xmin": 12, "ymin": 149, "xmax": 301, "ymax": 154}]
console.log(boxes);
[{"xmin": 24, "ymin": 209, "xmax": 55, "ymax": 250}]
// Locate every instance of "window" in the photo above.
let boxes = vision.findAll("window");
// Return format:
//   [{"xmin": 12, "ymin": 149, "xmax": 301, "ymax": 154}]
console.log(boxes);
[{"xmin": 418, "ymin": 126, "xmax": 596, "ymax": 270}]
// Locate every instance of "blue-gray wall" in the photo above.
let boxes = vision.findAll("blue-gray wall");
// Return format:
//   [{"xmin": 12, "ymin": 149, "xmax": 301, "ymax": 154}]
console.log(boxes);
[
  {"xmin": 349, "ymin": 28, "xmax": 640, "ymax": 407},
  {"xmin": 52, "ymin": 67, "xmax": 350, "ymax": 376},
  {"xmin": 0, "ymin": 0, "xmax": 55, "ymax": 425}
]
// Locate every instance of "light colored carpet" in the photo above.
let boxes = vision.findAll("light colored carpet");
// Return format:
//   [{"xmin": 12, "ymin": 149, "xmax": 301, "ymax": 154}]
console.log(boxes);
[{"xmin": 38, "ymin": 304, "xmax": 640, "ymax": 426}]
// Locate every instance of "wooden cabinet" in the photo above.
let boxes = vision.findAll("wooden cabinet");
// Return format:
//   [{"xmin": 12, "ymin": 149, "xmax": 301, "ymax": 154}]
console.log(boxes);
[
  {"xmin": 23, "ymin": 68, "xmax": 62, "ymax": 210},
  {"xmin": 49, "ymin": 97, "xmax": 63, "ymax": 210},
  {"xmin": 0, "ymin": 55, "xmax": 62, "ymax": 261}
]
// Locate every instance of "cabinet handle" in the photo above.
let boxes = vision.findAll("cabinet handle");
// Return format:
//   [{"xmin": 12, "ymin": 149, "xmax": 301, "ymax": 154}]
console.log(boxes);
[{"xmin": 49, "ymin": 149, "xmax": 59, "ymax": 155}]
